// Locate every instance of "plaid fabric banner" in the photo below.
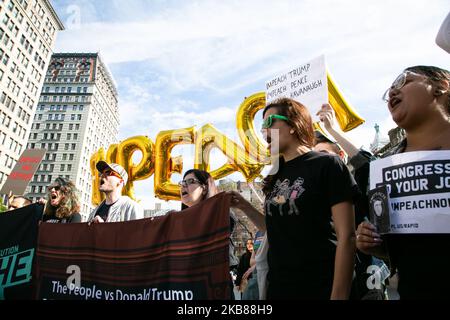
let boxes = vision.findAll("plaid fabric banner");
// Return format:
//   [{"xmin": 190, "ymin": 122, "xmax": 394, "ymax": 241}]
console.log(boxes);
[{"xmin": 35, "ymin": 192, "xmax": 231, "ymax": 300}]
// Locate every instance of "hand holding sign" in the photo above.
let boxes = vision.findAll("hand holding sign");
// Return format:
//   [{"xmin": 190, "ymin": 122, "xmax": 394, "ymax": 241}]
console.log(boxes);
[{"xmin": 356, "ymin": 221, "xmax": 383, "ymax": 256}]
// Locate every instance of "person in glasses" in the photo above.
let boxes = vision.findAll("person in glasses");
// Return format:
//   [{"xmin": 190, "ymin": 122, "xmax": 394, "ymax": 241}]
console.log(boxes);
[
  {"xmin": 353, "ymin": 65, "xmax": 450, "ymax": 299},
  {"xmin": 179, "ymin": 169, "xmax": 241, "ymax": 298},
  {"xmin": 228, "ymin": 97, "xmax": 359, "ymax": 300},
  {"xmin": 41, "ymin": 177, "xmax": 82, "ymax": 223},
  {"xmin": 179, "ymin": 169, "xmax": 219, "ymax": 209},
  {"xmin": 88, "ymin": 161, "xmax": 143, "ymax": 223}
]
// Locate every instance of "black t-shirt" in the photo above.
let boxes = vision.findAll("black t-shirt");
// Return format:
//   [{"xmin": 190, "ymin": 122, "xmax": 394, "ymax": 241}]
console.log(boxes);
[
  {"xmin": 42, "ymin": 212, "xmax": 81, "ymax": 223},
  {"xmin": 265, "ymin": 151, "xmax": 359, "ymax": 299},
  {"xmin": 387, "ymin": 233, "xmax": 450, "ymax": 299},
  {"xmin": 95, "ymin": 201, "xmax": 114, "ymax": 221}
]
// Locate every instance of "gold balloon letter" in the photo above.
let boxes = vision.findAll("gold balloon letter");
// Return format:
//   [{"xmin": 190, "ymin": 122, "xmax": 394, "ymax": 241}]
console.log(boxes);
[
  {"xmin": 327, "ymin": 72, "xmax": 364, "ymax": 131},
  {"xmin": 195, "ymin": 124, "xmax": 264, "ymax": 182},
  {"xmin": 116, "ymin": 136, "xmax": 155, "ymax": 200},
  {"xmin": 236, "ymin": 93, "xmax": 270, "ymax": 165},
  {"xmin": 89, "ymin": 147, "xmax": 105, "ymax": 205},
  {"xmin": 154, "ymin": 127, "xmax": 195, "ymax": 200}
]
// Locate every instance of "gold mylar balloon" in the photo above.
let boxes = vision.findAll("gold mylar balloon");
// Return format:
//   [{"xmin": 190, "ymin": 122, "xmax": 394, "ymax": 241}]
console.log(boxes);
[
  {"xmin": 154, "ymin": 127, "xmax": 195, "ymax": 201},
  {"xmin": 327, "ymin": 72, "xmax": 364, "ymax": 131},
  {"xmin": 195, "ymin": 124, "xmax": 264, "ymax": 182},
  {"xmin": 90, "ymin": 147, "xmax": 105, "ymax": 205},
  {"xmin": 236, "ymin": 93, "xmax": 270, "ymax": 165},
  {"xmin": 116, "ymin": 136, "xmax": 155, "ymax": 200},
  {"xmin": 106, "ymin": 143, "xmax": 118, "ymax": 163}
]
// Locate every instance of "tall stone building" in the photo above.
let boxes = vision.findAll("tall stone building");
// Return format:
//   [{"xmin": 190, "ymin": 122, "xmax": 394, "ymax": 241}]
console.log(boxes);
[
  {"xmin": 0, "ymin": 0, "xmax": 63, "ymax": 187},
  {"xmin": 25, "ymin": 53, "xmax": 119, "ymax": 220}
]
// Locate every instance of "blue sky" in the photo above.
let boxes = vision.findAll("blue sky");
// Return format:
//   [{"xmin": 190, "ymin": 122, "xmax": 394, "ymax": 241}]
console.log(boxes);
[{"xmin": 50, "ymin": 0, "xmax": 450, "ymax": 209}]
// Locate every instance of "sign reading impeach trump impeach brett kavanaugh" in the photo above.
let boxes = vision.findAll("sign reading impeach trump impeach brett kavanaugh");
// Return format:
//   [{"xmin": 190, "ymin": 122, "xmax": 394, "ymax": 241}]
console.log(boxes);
[
  {"xmin": 35, "ymin": 192, "xmax": 231, "ymax": 300},
  {"xmin": 265, "ymin": 55, "xmax": 328, "ymax": 115},
  {"xmin": 370, "ymin": 151, "xmax": 450, "ymax": 234}
]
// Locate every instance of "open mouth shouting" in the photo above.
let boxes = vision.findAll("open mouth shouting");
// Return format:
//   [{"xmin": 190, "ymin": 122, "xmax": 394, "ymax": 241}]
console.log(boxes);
[
  {"xmin": 389, "ymin": 96, "xmax": 402, "ymax": 110},
  {"xmin": 50, "ymin": 192, "xmax": 60, "ymax": 205}
]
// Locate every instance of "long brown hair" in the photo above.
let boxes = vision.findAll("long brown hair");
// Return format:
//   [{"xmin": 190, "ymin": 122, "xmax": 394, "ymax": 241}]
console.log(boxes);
[
  {"xmin": 262, "ymin": 98, "xmax": 315, "ymax": 195},
  {"xmin": 44, "ymin": 177, "xmax": 80, "ymax": 219}
]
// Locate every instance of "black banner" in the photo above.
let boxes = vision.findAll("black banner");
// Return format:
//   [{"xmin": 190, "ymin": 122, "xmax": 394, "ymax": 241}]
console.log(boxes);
[{"xmin": 0, "ymin": 203, "xmax": 43, "ymax": 299}]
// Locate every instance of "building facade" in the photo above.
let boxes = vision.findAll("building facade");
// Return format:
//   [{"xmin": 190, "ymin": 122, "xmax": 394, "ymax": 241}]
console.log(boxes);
[
  {"xmin": 218, "ymin": 179, "xmax": 263, "ymax": 257},
  {"xmin": 0, "ymin": 0, "xmax": 63, "ymax": 187},
  {"xmin": 25, "ymin": 52, "xmax": 119, "ymax": 220}
]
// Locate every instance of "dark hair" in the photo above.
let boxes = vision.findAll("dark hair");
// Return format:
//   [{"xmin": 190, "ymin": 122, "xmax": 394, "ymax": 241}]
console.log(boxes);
[
  {"xmin": 262, "ymin": 98, "xmax": 315, "ymax": 148},
  {"xmin": 44, "ymin": 177, "xmax": 80, "ymax": 219},
  {"xmin": 181, "ymin": 169, "xmax": 218, "ymax": 210},
  {"xmin": 405, "ymin": 65, "xmax": 450, "ymax": 113},
  {"xmin": 314, "ymin": 130, "xmax": 341, "ymax": 154},
  {"xmin": 262, "ymin": 98, "xmax": 315, "ymax": 195}
]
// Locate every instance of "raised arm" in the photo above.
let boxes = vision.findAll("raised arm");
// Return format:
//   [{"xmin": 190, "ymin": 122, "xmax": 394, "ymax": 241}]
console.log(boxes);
[
  {"xmin": 227, "ymin": 191, "xmax": 266, "ymax": 231},
  {"xmin": 316, "ymin": 103, "xmax": 361, "ymax": 159}
]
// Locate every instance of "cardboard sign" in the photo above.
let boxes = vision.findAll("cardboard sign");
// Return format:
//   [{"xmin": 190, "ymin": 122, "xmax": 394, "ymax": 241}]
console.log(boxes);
[
  {"xmin": 0, "ymin": 149, "xmax": 46, "ymax": 196},
  {"xmin": 370, "ymin": 151, "xmax": 450, "ymax": 234},
  {"xmin": 265, "ymin": 55, "xmax": 328, "ymax": 116}
]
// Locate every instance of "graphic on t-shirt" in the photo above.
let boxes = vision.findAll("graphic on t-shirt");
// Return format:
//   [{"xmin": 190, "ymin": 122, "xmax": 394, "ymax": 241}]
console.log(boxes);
[{"xmin": 266, "ymin": 177, "xmax": 305, "ymax": 216}]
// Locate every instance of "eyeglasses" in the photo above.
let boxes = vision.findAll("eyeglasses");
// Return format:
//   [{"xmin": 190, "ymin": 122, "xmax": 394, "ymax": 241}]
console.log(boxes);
[
  {"xmin": 100, "ymin": 170, "xmax": 122, "ymax": 180},
  {"xmin": 382, "ymin": 71, "xmax": 424, "ymax": 102},
  {"xmin": 178, "ymin": 178, "xmax": 201, "ymax": 188},
  {"xmin": 47, "ymin": 185, "xmax": 61, "ymax": 192},
  {"xmin": 261, "ymin": 114, "xmax": 289, "ymax": 129}
]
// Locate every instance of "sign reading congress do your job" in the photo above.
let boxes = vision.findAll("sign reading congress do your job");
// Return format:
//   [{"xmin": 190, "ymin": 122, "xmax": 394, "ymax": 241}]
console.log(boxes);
[{"xmin": 370, "ymin": 150, "xmax": 450, "ymax": 234}]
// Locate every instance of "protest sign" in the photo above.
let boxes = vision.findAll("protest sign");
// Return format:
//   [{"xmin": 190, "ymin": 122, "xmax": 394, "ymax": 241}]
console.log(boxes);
[
  {"xmin": 370, "ymin": 151, "xmax": 450, "ymax": 233},
  {"xmin": 265, "ymin": 55, "xmax": 328, "ymax": 116},
  {"xmin": 0, "ymin": 149, "xmax": 46, "ymax": 196}
]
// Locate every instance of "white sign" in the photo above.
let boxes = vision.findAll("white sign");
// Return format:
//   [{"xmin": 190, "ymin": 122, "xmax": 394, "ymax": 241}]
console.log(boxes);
[
  {"xmin": 265, "ymin": 55, "xmax": 328, "ymax": 116},
  {"xmin": 370, "ymin": 151, "xmax": 450, "ymax": 234},
  {"xmin": 436, "ymin": 11, "xmax": 450, "ymax": 54}
]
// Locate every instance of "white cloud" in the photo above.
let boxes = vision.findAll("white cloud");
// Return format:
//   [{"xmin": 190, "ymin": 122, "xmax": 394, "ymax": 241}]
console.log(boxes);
[
  {"xmin": 52, "ymin": 0, "xmax": 450, "ymax": 204},
  {"xmin": 55, "ymin": 0, "xmax": 449, "ymax": 95}
]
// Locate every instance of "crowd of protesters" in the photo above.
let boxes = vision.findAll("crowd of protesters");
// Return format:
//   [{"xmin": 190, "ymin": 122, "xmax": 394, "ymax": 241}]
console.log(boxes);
[{"xmin": 2, "ymin": 64, "xmax": 449, "ymax": 300}]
